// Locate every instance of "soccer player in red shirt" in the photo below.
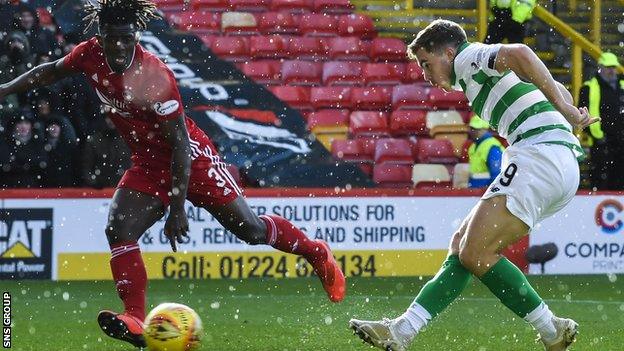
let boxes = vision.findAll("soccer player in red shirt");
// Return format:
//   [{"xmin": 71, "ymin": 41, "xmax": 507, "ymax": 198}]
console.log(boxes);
[{"xmin": 0, "ymin": 0, "xmax": 345, "ymax": 347}]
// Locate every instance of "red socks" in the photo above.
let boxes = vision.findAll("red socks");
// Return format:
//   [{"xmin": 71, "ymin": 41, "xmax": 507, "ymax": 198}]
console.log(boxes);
[
  {"xmin": 259, "ymin": 215, "xmax": 325, "ymax": 259},
  {"xmin": 110, "ymin": 241, "xmax": 147, "ymax": 321}
]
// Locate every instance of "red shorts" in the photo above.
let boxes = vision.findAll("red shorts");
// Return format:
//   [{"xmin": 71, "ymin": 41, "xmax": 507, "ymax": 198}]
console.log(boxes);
[{"xmin": 118, "ymin": 158, "xmax": 242, "ymax": 208}]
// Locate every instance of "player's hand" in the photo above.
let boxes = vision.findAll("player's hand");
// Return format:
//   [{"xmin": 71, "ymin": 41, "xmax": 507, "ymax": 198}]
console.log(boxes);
[
  {"xmin": 164, "ymin": 207, "xmax": 189, "ymax": 252},
  {"xmin": 558, "ymin": 103, "xmax": 600, "ymax": 129}
]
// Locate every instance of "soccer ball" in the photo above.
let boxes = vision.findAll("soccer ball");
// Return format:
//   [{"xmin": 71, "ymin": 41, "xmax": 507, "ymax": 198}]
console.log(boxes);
[{"xmin": 143, "ymin": 303, "xmax": 203, "ymax": 351}]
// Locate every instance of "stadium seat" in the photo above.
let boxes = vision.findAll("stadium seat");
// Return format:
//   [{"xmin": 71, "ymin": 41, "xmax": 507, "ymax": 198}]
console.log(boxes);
[
  {"xmin": 170, "ymin": 11, "xmax": 221, "ymax": 33},
  {"xmin": 389, "ymin": 110, "xmax": 428, "ymax": 136},
  {"xmin": 412, "ymin": 138, "xmax": 458, "ymax": 164},
  {"xmin": 349, "ymin": 111, "xmax": 390, "ymax": 138},
  {"xmin": 327, "ymin": 37, "xmax": 369, "ymax": 61},
  {"xmin": 370, "ymin": 38, "xmax": 407, "ymax": 62},
  {"xmin": 258, "ymin": 12, "xmax": 299, "ymax": 34},
  {"xmin": 310, "ymin": 87, "xmax": 352, "ymax": 109},
  {"xmin": 373, "ymin": 163, "xmax": 413, "ymax": 188},
  {"xmin": 392, "ymin": 85, "xmax": 430, "ymax": 110},
  {"xmin": 270, "ymin": 0, "xmax": 313, "ymax": 13},
  {"xmin": 363, "ymin": 63, "xmax": 405, "ymax": 86},
  {"xmin": 428, "ymin": 88, "xmax": 469, "ymax": 110},
  {"xmin": 358, "ymin": 137, "xmax": 378, "ymax": 159},
  {"xmin": 412, "ymin": 164, "xmax": 452, "ymax": 188},
  {"xmin": 425, "ymin": 110, "xmax": 465, "ymax": 130},
  {"xmin": 240, "ymin": 61, "xmax": 282, "ymax": 85},
  {"xmin": 405, "ymin": 62, "xmax": 424, "ymax": 82},
  {"xmin": 190, "ymin": 0, "xmax": 228, "ymax": 11},
  {"xmin": 331, "ymin": 139, "xmax": 371, "ymax": 162},
  {"xmin": 300, "ymin": 13, "xmax": 339, "ymax": 37},
  {"xmin": 322, "ymin": 61, "xmax": 364, "ymax": 86},
  {"xmin": 249, "ymin": 35, "xmax": 288, "ymax": 59},
  {"xmin": 374, "ymin": 138, "xmax": 413, "ymax": 164},
  {"xmin": 270, "ymin": 86, "xmax": 312, "ymax": 111},
  {"xmin": 228, "ymin": 0, "xmax": 270, "ymax": 12},
  {"xmin": 452, "ymin": 163, "xmax": 470, "ymax": 189},
  {"xmin": 154, "ymin": 0, "xmax": 187, "ymax": 10},
  {"xmin": 313, "ymin": 0, "xmax": 354, "ymax": 13},
  {"xmin": 337, "ymin": 14, "xmax": 376, "ymax": 39},
  {"xmin": 210, "ymin": 36, "xmax": 250, "ymax": 62},
  {"xmin": 308, "ymin": 109, "xmax": 349, "ymax": 149},
  {"xmin": 351, "ymin": 87, "xmax": 392, "ymax": 110},
  {"xmin": 221, "ymin": 12, "xmax": 260, "ymax": 35},
  {"xmin": 281, "ymin": 61, "xmax": 322, "ymax": 86},
  {"xmin": 287, "ymin": 37, "xmax": 327, "ymax": 60}
]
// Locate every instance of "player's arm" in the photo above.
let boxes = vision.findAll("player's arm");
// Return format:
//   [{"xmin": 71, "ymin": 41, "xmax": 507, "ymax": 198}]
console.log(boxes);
[
  {"xmin": 0, "ymin": 58, "xmax": 75, "ymax": 100},
  {"xmin": 161, "ymin": 115, "xmax": 192, "ymax": 252},
  {"xmin": 494, "ymin": 44, "xmax": 598, "ymax": 129}
]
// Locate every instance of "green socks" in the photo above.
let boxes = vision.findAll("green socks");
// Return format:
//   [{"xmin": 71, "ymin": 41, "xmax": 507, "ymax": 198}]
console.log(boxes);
[
  {"xmin": 479, "ymin": 257, "xmax": 542, "ymax": 318},
  {"xmin": 413, "ymin": 254, "xmax": 472, "ymax": 318}
]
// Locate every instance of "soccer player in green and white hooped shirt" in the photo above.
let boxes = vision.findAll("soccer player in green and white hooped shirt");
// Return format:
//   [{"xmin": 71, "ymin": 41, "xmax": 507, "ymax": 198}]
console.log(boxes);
[{"xmin": 349, "ymin": 20, "xmax": 599, "ymax": 351}]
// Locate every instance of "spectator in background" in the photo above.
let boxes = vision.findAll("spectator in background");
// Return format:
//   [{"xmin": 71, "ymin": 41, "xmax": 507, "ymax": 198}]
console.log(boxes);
[
  {"xmin": 579, "ymin": 52, "xmax": 624, "ymax": 190},
  {"xmin": 13, "ymin": 4, "xmax": 60, "ymax": 58},
  {"xmin": 0, "ymin": 31, "xmax": 34, "ymax": 108},
  {"xmin": 41, "ymin": 117, "xmax": 78, "ymax": 187},
  {"xmin": 0, "ymin": 0, "xmax": 18, "ymax": 45},
  {"xmin": 484, "ymin": 0, "xmax": 537, "ymax": 44},
  {"xmin": 81, "ymin": 116, "xmax": 130, "ymax": 188},
  {"xmin": 30, "ymin": 88, "xmax": 77, "ymax": 141},
  {"xmin": 0, "ymin": 109, "xmax": 47, "ymax": 188},
  {"xmin": 467, "ymin": 115, "xmax": 504, "ymax": 188}
]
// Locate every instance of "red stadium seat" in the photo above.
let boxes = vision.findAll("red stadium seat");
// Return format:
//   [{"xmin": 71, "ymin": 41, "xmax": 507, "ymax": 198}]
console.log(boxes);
[
  {"xmin": 300, "ymin": 13, "xmax": 339, "ymax": 37},
  {"xmin": 271, "ymin": 0, "xmax": 313, "ymax": 13},
  {"xmin": 307, "ymin": 109, "xmax": 350, "ymax": 129},
  {"xmin": 322, "ymin": 61, "xmax": 364, "ymax": 86},
  {"xmin": 258, "ymin": 12, "xmax": 299, "ymax": 34},
  {"xmin": 351, "ymin": 87, "xmax": 392, "ymax": 110},
  {"xmin": 392, "ymin": 85, "xmax": 430, "ymax": 110},
  {"xmin": 390, "ymin": 110, "xmax": 428, "ymax": 136},
  {"xmin": 313, "ymin": 0, "xmax": 354, "ymax": 13},
  {"xmin": 374, "ymin": 138, "xmax": 413, "ymax": 164},
  {"xmin": 373, "ymin": 163, "xmax": 413, "ymax": 188},
  {"xmin": 358, "ymin": 138, "xmax": 378, "ymax": 159},
  {"xmin": 428, "ymin": 88, "xmax": 469, "ymax": 110},
  {"xmin": 281, "ymin": 61, "xmax": 322, "ymax": 86},
  {"xmin": 287, "ymin": 37, "xmax": 327, "ymax": 60},
  {"xmin": 240, "ymin": 61, "xmax": 282, "ymax": 85},
  {"xmin": 190, "ymin": 0, "xmax": 228, "ymax": 11},
  {"xmin": 370, "ymin": 38, "xmax": 407, "ymax": 62},
  {"xmin": 413, "ymin": 138, "xmax": 458, "ymax": 164},
  {"xmin": 363, "ymin": 63, "xmax": 405, "ymax": 86},
  {"xmin": 405, "ymin": 62, "xmax": 424, "ymax": 82},
  {"xmin": 338, "ymin": 14, "xmax": 376, "ymax": 39},
  {"xmin": 349, "ymin": 111, "xmax": 390, "ymax": 137},
  {"xmin": 210, "ymin": 36, "xmax": 250, "ymax": 62},
  {"xmin": 154, "ymin": 0, "xmax": 186, "ymax": 10},
  {"xmin": 270, "ymin": 86, "xmax": 312, "ymax": 111},
  {"xmin": 249, "ymin": 35, "xmax": 288, "ymax": 59},
  {"xmin": 310, "ymin": 87, "xmax": 352, "ymax": 109},
  {"xmin": 228, "ymin": 0, "xmax": 270, "ymax": 12},
  {"xmin": 327, "ymin": 37, "xmax": 369, "ymax": 61},
  {"xmin": 331, "ymin": 139, "xmax": 371, "ymax": 162},
  {"xmin": 170, "ymin": 11, "xmax": 221, "ymax": 33}
]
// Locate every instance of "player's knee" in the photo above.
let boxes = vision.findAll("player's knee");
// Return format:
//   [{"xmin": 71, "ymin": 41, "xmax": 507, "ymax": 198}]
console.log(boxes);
[
  {"xmin": 458, "ymin": 246, "xmax": 479, "ymax": 271},
  {"xmin": 105, "ymin": 220, "xmax": 128, "ymax": 244}
]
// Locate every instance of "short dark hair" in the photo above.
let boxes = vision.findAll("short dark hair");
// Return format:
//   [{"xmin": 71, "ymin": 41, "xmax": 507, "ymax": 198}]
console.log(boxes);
[
  {"xmin": 407, "ymin": 19, "xmax": 467, "ymax": 59},
  {"xmin": 83, "ymin": 0, "xmax": 159, "ymax": 33}
]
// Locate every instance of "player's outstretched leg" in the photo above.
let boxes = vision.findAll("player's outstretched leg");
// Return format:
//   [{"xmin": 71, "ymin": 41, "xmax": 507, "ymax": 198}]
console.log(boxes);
[
  {"xmin": 461, "ymin": 196, "xmax": 578, "ymax": 350},
  {"xmin": 350, "ymin": 208, "xmax": 476, "ymax": 350},
  {"xmin": 204, "ymin": 197, "xmax": 346, "ymax": 302},
  {"xmin": 98, "ymin": 189, "xmax": 165, "ymax": 348}
]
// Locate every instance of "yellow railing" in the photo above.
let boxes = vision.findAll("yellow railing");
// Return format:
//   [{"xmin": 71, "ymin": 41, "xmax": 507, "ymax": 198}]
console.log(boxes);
[{"xmin": 533, "ymin": 5, "xmax": 624, "ymax": 102}]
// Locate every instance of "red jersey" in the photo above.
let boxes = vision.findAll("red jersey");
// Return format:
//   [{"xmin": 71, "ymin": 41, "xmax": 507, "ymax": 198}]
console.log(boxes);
[{"xmin": 63, "ymin": 38, "xmax": 213, "ymax": 169}]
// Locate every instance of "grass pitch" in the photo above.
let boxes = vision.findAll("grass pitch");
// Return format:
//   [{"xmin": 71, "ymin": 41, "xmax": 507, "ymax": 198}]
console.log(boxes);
[{"xmin": 4, "ymin": 275, "xmax": 624, "ymax": 350}]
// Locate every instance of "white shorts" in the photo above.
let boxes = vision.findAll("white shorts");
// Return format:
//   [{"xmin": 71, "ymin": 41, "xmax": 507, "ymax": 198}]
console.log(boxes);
[{"xmin": 482, "ymin": 143, "xmax": 580, "ymax": 229}]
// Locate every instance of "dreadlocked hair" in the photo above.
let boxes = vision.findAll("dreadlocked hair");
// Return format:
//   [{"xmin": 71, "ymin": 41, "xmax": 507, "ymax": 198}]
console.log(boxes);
[{"xmin": 83, "ymin": 0, "xmax": 159, "ymax": 33}]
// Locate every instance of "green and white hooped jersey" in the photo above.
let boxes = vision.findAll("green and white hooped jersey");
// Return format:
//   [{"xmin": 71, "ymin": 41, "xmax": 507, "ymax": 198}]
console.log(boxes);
[{"xmin": 451, "ymin": 42, "xmax": 583, "ymax": 158}]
